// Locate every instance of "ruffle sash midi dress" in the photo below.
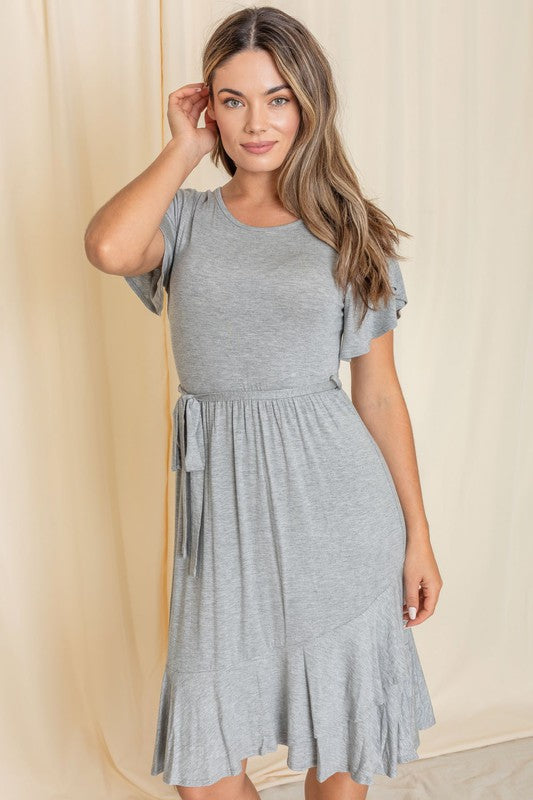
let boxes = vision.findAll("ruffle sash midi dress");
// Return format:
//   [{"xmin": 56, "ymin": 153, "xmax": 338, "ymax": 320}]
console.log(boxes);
[{"xmin": 124, "ymin": 186, "xmax": 436, "ymax": 788}]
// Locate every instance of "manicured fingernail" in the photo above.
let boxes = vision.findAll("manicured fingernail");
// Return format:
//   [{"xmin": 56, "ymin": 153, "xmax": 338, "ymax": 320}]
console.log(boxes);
[{"xmin": 408, "ymin": 606, "xmax": 417, "ymax": 619}]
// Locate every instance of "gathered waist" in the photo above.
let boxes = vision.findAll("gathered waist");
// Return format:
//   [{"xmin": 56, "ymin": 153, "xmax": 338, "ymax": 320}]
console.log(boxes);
[
  {"xmin": 177, "ymin": 373, "xmax": 342, "ymax": 403},
  {"xmin": 170, "ymin": 373, "xmax": 343, "ymax": 579}
]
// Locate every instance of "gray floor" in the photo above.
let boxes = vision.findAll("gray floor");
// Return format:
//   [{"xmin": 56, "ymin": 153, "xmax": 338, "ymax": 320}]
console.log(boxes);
[{"xmin": 258, "ymin": 737, "xmax": 533, "ymax": 800}]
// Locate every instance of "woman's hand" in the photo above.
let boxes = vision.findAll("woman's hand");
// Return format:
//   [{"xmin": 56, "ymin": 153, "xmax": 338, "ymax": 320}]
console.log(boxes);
[
  {"xmin": 167, "ymin": 82, "xmax": 218, "ymax": 161},
  {"xmin": 402, "ymin": 535, "xmax": 443, "ymax": 627}
]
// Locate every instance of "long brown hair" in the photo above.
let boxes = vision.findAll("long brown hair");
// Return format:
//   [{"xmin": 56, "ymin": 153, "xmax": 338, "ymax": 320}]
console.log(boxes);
[{"xmin": 202, "ymin": 5, "xmax": 410, "ymax": 326}]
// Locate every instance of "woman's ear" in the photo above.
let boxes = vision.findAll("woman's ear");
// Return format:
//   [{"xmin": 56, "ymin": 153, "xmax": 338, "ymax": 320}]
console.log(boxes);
[
  {"xmin": 204, "ymin": 103, "xmax": 216, "ymax": 129},
  {"xmin": 204, "ymin": 98, "xmax": 218, "ymax": 132}
]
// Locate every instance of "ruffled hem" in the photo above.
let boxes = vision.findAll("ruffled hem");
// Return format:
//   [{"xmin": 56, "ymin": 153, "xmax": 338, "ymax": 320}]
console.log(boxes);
[{"xmin": 150, "ymin": 573, "xmax": 436, "ymax": 788}]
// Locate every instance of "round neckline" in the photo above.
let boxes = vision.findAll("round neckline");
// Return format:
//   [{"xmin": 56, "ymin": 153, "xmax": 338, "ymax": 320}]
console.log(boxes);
[{"xmin": 214, "ymin": 186, "xmax": 305, "ymax": 232}]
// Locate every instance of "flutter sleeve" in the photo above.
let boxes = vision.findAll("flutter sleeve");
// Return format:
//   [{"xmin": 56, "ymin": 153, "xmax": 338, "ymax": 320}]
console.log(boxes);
[
  {"xmin": 123, "ymin": 188, "xmax": 188, "ymax": 315},
  {"xmin": 339, "ymin": 258, "xmax": 408, "ymax": 361}
]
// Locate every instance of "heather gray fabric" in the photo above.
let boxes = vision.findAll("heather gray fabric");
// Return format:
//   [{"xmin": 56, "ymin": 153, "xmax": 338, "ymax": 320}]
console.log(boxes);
[{"xmin": 124, "ymin": 186, "xmax": 436, "ymax": 788}]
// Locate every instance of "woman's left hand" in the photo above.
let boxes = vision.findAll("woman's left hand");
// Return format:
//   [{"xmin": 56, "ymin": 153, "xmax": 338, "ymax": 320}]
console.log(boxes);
[{"xmin": 402, "ymin": 534, "xmax": 443, "ymax": 627}]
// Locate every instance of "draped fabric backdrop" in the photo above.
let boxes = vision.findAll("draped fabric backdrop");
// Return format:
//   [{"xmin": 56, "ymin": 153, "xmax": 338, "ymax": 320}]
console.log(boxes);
[{"xmin": 2, "ymin": 1, "xmax": 531, "ymax": 797}]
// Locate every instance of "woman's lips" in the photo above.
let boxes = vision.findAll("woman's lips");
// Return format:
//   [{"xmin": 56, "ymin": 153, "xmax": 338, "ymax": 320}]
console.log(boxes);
[{"xmin": 241, "ymin": 142, "xmax": 276, "ymax": 153}]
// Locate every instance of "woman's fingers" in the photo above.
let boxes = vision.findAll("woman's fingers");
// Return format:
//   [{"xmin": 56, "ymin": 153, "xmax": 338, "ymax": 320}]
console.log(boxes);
[
  {"xmin": 403, "ymin": 581, "xmax": 440, "ymax": 627},
  {"xmin": 173, "ymin": 86, "xmax": 209, "ymax": 118},
  {"xmin": 187, "ymin": 91, "xmax": 210, "ymax": 126},
  {"xmin": 402, "ymin": 539, "xmax": 443, "ymax": 628},
  {"xmin": 165, "ymin": 82, "xmax": 216, "ymax": 155},
  {"xmin": 170, "ymin": 82, "xmax": 205, "ymax": 95}
]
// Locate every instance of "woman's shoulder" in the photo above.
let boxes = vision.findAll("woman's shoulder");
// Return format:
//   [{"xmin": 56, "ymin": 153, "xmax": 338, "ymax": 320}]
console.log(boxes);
[
  {"xmin": 174, "ymin": 185, "xmax": 210, "ymax": 205},
  {"xmin": 173, "ymin": 186, "xmax": 216, "ymax": 219}
]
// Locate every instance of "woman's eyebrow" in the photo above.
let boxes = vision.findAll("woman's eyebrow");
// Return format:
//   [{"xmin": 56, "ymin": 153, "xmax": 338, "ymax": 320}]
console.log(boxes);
[{"xmin": 217, "ymin": 84, "xmax": 291, "ymax": 97}]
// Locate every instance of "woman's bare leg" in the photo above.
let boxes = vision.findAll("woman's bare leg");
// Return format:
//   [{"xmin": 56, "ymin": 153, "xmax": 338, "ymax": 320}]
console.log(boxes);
[
  {"xmin": 304, "ymin": 766, "xmax": 369, "ymax": 800},
  {"xmin": 174, "ymin": 758, "xmax": 260, "ymax": 799}
]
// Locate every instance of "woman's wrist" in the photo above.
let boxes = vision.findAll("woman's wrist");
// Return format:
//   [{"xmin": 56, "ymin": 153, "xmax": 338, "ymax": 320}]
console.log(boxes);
[
  {"xmin": 163, "ymin": 136, "xmax": 203, "ymax": 170},
  {"xmin": 405, "ymin": 518, "xmax": 431, "ymax": 545}
]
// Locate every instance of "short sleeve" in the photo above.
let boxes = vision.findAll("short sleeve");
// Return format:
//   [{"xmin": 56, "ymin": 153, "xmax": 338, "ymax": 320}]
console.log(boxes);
[
  {"xmin": 123, "ymin": 188, "xmax": 188, "ymax": 315},
  {"xmin": 339, "ymin": 258, "xmax": 408, "ymax": 361}
]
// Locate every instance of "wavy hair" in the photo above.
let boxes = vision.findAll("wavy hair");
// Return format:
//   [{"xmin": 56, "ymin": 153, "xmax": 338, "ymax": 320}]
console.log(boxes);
[{"xmin": 201, "ymin": 5, "xmax": 410, "ymax": 325}]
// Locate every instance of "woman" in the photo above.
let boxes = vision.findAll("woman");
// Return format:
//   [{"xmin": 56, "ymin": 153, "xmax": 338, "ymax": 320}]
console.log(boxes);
[{"xmin": 85, "ymin": 6, "xmax": 442, "ymax": 799}]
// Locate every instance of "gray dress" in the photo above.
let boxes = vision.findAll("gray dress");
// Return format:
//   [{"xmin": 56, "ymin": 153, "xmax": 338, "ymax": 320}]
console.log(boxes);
[{"xmin": 124, "ymin": 186, "xmax": 436, "ymax": 788}]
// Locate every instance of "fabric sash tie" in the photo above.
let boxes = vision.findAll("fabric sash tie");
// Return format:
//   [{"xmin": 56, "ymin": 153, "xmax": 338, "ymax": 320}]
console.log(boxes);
[{"xmin": 170, "ymin": 373, "xmax": 343, "ymax": 579}]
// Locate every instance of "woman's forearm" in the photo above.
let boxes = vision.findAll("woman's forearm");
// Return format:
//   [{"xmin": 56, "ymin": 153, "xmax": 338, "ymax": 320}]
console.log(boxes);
[{"xmin": 353, "ymin": 389, "xmax": 431, "ymax": 545}]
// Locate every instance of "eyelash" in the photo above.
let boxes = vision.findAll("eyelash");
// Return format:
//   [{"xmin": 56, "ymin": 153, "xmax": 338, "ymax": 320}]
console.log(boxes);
[{"xmin": 222, "ymin": 97, "xmax": 290, "ymax": 109}]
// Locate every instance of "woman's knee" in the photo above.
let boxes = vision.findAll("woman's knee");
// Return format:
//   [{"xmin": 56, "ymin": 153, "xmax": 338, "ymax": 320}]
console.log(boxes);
[
  {"xmin": 173, "ymin": 758, "xmax": 248, "ymax": 799},
  {"xmin": 305, "ymin": 766, "xmax": 369, "ymax": 799}
]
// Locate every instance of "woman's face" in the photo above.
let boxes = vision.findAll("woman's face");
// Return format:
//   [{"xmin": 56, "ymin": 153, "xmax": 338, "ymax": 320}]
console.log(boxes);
[{"xmin": 206, "ymin": 49, "xmax": 301, "ymax": 173}]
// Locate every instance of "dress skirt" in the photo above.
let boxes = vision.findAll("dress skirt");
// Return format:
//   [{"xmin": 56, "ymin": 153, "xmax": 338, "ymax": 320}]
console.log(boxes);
[{"xmin": 150, "ymin": 375, "xmax": 436, "ymax": 787}]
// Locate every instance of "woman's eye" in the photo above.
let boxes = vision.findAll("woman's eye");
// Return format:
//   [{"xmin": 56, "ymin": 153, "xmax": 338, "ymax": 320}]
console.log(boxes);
[{"xmin": 222, "ymin": 97, "xmax": 290, "ymax": 108}]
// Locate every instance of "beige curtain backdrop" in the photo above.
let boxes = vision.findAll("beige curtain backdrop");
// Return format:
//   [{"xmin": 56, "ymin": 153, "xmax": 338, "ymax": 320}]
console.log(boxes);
[{"xmin": 2, "ymin": 1, "xmax": 532, "ymax": 797}]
